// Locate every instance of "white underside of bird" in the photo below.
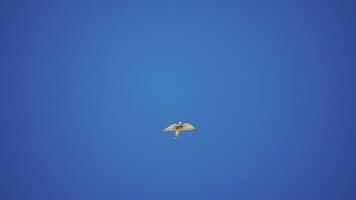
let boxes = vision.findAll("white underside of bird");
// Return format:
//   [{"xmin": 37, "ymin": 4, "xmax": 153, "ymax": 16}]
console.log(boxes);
[{"xmin": 162, "ymin": 122, "xmax": 197, "ymax": 139}]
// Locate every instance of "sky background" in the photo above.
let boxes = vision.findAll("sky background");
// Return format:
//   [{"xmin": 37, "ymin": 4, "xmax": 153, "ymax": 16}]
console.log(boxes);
[{"xmin": 1, "ymin": 0, "xmax": 356, "ymax": 200}]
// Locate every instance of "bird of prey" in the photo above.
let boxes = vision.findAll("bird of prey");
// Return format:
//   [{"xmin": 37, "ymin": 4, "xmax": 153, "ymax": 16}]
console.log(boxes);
[{"xmin": 162, "ymin": 121, "xmax": 197, "ymax": 139}]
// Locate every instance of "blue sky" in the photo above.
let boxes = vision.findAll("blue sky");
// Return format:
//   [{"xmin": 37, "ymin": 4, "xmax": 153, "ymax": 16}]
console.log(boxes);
[{"xmin": 1, "ymin": 1, "xmax": 355, "ymax": 199}]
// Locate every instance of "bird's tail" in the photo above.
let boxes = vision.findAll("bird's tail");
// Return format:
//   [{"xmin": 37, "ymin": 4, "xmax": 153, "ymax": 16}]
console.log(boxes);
[{"xmin": 174, "ymin": 130, "xmax": 180, "ymax": 139}]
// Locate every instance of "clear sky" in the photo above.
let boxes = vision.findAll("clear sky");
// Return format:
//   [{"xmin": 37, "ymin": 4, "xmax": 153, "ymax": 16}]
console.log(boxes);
[{"xmin": 1, "ymin": 1, "xmax": 355, "ymax": 200}]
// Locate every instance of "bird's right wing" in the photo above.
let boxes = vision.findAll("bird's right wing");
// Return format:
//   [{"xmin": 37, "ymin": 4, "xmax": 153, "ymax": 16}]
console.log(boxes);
[
  {"xmin": 181, "ymin": 123, "xmax": 197, "ymax": 131},
  {"xmin": 162, "ymin": 124, "xmax": 177, "ymax": 133}
]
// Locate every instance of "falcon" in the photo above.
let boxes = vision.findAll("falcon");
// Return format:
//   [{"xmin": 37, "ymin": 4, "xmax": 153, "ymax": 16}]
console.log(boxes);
[{"xmin": 162, "ymin": 121, "xmax": 197, "ymax": 139}]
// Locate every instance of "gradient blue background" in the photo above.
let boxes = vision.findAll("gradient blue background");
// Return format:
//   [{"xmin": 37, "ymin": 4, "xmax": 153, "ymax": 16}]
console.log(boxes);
[{"xmin": 1, "ymin": 1, "xmax": 355, "ymax": 199}]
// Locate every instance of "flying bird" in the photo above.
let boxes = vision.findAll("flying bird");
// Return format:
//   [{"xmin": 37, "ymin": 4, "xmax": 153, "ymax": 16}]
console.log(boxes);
[{"xmin": 162, "ymin": 121, "xmax": 197, "ymax": 139}]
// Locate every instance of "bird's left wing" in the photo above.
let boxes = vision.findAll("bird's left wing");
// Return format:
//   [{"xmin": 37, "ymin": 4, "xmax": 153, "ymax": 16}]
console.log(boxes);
[
  {"xmin": 162, "ymin": 123, "xmax": 177, "ymax": 133},
  {"xmin": 181, "ymin": 123, "xmax": 197, "ymax": 131}
]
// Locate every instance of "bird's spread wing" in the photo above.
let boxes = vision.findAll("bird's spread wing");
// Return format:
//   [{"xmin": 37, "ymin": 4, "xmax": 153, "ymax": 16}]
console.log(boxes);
[
  {"xmin": 162, "ymin": 124, "xmax": 177, "ymax": 133},
  {"xmin": 181, "ymin": 123, "xmax": 197, "ymax": 131}
]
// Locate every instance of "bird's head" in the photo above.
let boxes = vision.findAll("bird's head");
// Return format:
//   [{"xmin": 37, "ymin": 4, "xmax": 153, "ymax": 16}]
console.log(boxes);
[{"xmin": 178, "ymin": 121, "xmax": 182, "ymax": 125}]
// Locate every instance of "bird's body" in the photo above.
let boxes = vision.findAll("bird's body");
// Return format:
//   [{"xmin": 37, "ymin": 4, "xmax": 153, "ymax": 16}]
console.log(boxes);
[{"xmin": 162, "ymin": 122, "xmax": 197, "ymax": 139}]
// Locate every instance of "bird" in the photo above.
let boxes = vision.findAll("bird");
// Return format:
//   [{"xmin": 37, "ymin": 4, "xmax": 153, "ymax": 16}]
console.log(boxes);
[{"xmin": 162, "ymin": 121, "xmax": 197, "ymax": 139}]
